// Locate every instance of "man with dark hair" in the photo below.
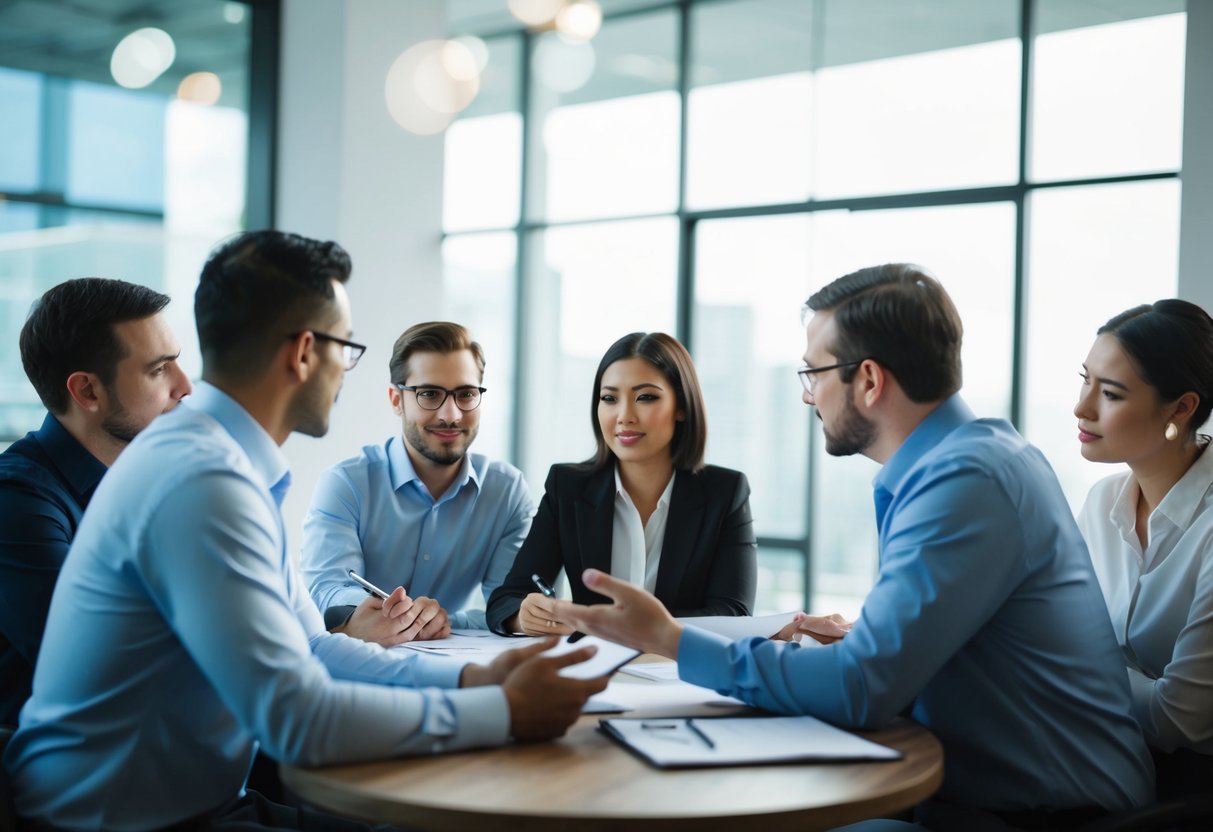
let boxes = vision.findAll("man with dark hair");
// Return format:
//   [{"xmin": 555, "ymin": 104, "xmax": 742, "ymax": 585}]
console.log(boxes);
[
  {"xmin": 0, "ymin": 277, "xmax": 191, "ymax": 725},
  {"xmin": 553, "ymin": 264, "xmax": 1156, "ymax": 830},
  {"xmin": 302, "ymin": 321, "xmax": 534, "ymax": 643},
  {"xmin": 4, "ymin": 231, "xmax": 605, "ymax": 832}
]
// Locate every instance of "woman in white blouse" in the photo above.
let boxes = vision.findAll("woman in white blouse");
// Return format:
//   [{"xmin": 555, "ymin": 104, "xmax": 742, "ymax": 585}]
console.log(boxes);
[{"xmin": 1074, "ymin": 299, "xmax": 1213, "ymax": 798}]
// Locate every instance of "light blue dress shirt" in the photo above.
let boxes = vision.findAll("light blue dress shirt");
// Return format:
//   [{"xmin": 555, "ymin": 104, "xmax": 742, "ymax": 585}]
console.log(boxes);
[
  {"xmin": 302, "ymin": 436, "xmax": 533, "ymax": 630},
  {"xmin": 3, "ymin": 383, "xmax": 508, "ymax": 831},
  {"xmin": 679, "ymin": 396, "xmax": 1154, "ymax": 812}
]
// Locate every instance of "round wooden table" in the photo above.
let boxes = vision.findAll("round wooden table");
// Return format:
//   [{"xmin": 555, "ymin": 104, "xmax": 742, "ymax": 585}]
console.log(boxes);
[{"xmin": 281, "ymin": 711, "xmax": 942, "ymax": 831}]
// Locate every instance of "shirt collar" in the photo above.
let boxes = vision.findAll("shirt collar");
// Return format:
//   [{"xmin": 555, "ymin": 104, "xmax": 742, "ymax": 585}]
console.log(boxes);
[
  {"xmin": 35, "ymin": 412, "xmax": 107, "ymax": 497},
  {"xmin": 1152, "ymin": 438, "xmax": 1213, "ymax": 530},
  {"xmin": 612, "ymin": 464, "xmax": 676, "ymax": 507},
  {"xmin": 183, "ymin": 381, "xmax": 291, "ymax": 502},
  {"xmin": 387, "ymin": 434, "xmax": 477, "ymax": 495},
  {"xmin": 874, "ymin": 394, "xmax": 977, "ymax": 497}
]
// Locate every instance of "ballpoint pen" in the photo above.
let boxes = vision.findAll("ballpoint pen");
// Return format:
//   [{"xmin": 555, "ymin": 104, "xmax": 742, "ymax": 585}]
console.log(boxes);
[
  {"xmin": 530, "ymin": 574, "xmax": 585, "ymax": 640},
  {"xmin": 348, "ymin": 569, "xmax": 390, "ymax": 601},
  {"xmin": 685, "ymin": 718, "xmax": 716, "ymax": 750}
]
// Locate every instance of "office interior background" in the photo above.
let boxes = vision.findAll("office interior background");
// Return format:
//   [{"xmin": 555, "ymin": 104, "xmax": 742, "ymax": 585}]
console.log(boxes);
[{"xmin": 2, "ymin": 0, "xmax": 1212, "ymax": 619}]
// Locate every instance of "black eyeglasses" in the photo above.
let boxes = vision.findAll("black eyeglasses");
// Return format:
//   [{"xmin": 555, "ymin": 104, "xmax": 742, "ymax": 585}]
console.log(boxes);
[
  {"xmin": 797, "ymin": 359, "xmax": 869, "ymax": 397},
  {"xmin": 291, "ymin": 331, "xmax": 367, "ymax": 370},
  {"xmin": 395, "ymin": 383, "xmax": 486, "ymax": 411}
]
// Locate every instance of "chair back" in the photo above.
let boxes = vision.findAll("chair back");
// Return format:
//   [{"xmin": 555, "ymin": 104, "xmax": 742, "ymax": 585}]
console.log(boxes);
[{"xmin": 0, "ymin": 724, "xmax": 17, "ymax": 832}]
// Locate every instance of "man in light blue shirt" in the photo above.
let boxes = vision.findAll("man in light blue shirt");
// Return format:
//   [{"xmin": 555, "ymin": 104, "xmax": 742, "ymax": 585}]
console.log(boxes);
[
  {"xmin": 302, "ymin": 322, "xmax": 533, "ymax": 642},
  {"xmin": 555, "ymin": 264, "xmax": 1155, "ymax": 830},
  {"xmin": 2, "ymin": 231, "xmax": 605, "ymax": 832}
]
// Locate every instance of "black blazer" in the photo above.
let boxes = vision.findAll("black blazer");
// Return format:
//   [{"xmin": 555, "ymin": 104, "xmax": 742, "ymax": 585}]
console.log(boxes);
[{"xmin": 486, "ymin": 462, "xmax": 757, "ymax": 634}]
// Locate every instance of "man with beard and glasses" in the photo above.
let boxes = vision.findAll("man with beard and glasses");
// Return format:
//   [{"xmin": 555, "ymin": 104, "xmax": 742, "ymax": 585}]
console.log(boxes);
[
  {"xmin": 4, "ymin": 232, "xmax": 604, "ymax": 832},
  {"xmin": 548, "ymin": 264, "xmax": 1157, "ymax": 832},
  {"xmin": 302, "ymin": 322, "xmax": 533, "ymax": 644},
  {"xmin": 0, "ymin": 278, "xmax": 191, "ymax": 725}
]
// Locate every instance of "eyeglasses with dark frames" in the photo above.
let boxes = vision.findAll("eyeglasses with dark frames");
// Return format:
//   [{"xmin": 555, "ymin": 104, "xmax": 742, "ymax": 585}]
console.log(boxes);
[
  {"xmin": 291, "ymin": 331, "xmax": 367, "ymax": 371},
  {"xmin": 394, "ymin": 383, "xmax": 487, "ymax": 412},
  {"xmin": 797, "ymin": 359, "xmax": 869, "ymax": 398}
]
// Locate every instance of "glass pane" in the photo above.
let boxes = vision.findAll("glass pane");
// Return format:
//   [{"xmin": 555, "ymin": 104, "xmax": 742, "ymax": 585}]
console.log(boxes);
[
  {"xmin": 810, "ymin": 203, "xmax": 1017, "ymax": 419},
  {"xmin": 527, "ymin": 9, "xmax": 679, "ymax": 222},
  {"xmin": 444, "ymin": 37, "xmax": 522, "ymax": 232},
  {"xmin": 686, "ymin": 0, "xmax": 814, "ymax": 210},
  {"xmin": 813, "ymin": 0, "xmax": 1020, "ymax": 198},
  {"xmin": 447, "ymin": 0, "xmax": 669, "ymax": 35},
  {"xmin": 1031, "ymin": 3, "xmax": 1185, "ymax": 181},
  {"xmin": 0, "ymin": 202, "xmax": 40, "ymax": 234},
  {"xmin": 755, "ymin": 546, "xmax": 806, "ymax": 616},
  {"xmin": 810, "ymin": 431, "xmax": 879, "ymax": 621},
  {"xmin": 0, "ymin": 212, "xmax": 184, "ymax": 439},
  {"xmin": 0, "ymin": 67, "xmax": 41, "ymax": 192},
  {"xmin": 519, "ymin": 217, "xmax": 678, "ymax": 497},
  {"xmin": 1022, "ymin": 180, "xmax": 1180, "ymax": 512},
  {"xmin": 693, "ymin": 214, "xmax": 813, "ymax": 538},
  {"xmin": 806, "ymin": 202, "xmax": 1017, "ymax": 616},
  {"xmin": 165, "ymin": 99, "xmax": 247, "ymax": 233},
  {"xmin": 0, "ymin": 0, "xmax": 253, "ymax": 439},
  {"xmin": 441, "ymin": 232, "xmax": 518, "ymax": 461},
  {"xmin": 66, "ymin": 81, "xmax": 168, "ymax": 211}
]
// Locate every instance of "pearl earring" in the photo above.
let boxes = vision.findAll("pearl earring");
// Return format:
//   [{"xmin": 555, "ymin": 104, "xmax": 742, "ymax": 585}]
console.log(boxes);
[{"xmin": 1165, "ymin": 422, "xmax": 1179, "ymax": 441}]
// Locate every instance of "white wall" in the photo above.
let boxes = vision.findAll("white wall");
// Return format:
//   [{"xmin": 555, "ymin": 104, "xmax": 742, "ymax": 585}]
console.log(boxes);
[
  {"xmin": 276, "ymin": 0, "xmax": 446, "ymax": 546},
  {"xmin": 1179, "ymin": 0, "xmax": 1213, "ymax": 311}
]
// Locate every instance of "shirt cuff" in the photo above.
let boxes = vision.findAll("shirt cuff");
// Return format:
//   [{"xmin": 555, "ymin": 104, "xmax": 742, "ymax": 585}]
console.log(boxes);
[
  {"xmin": 444, "ymin": 685, "xmax": 511, "ymax": 750},
  {"xmin": 406, "ymin": 653, "xmax": 467, "ymax": 689},
  {"xmin": 323, "ymin": 605, "xmax": 356, "ymax": 630},
  {"xmin": 451, "ymin": 609, "xmax": 487, "ymax": 630},
  {"xmin": 676, "ymin": 626, "xmax": 736, "ymax": 691}
]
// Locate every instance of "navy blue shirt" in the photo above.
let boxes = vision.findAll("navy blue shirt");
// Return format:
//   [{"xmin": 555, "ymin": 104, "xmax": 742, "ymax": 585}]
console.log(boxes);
[{"xmin": 0, "ymin": 413, "xmax": 105, "ymax": 725}]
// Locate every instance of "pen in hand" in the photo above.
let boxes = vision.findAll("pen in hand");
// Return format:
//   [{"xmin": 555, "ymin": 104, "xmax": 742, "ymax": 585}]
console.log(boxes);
[
  {"xmin": 529, "ymin": 574, "xmax": 585, "ymax": 640},
  {"xmin": 531, "ymin": 574, "xmax": 556, "ymax": 597},
  {"xmin": 348, "ymin": 569, "xmax": 391, "ymax": 601}
]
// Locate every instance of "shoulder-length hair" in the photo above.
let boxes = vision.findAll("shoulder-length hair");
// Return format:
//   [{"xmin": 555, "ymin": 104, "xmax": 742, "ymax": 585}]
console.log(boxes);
[{"xmin": 584, "ymin": 332, "xmax": 707, "ymax": 473}]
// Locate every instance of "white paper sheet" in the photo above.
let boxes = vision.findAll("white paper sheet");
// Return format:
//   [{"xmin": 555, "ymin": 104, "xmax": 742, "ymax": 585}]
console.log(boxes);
[{"xmin": 600, "ymin": 715, "xmax": 901, "ymax": 768}]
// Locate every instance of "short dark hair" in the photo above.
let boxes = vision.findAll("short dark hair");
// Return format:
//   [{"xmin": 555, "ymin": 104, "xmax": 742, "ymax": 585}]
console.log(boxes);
[
  {"xmin": 805, "ymin": 263, "xmax": 963, "ymax": 403},
  {"xmin": 19, "ymin": 277, "xmax": 171, "ymax": 414},
  {"xmin": 196, "ymin": 230, "xmax": 352, "ymax": 380},
  {"xmin": 389, "ymin": 322, "xmax": 486, "ymax": 385},
  {"xmin": 586, "ymin": 332, "xmax": 707, "ymax": 473},
  {"xmin": 1098, "ymin": 299, "xmax": 1213, "ymax": 440}
]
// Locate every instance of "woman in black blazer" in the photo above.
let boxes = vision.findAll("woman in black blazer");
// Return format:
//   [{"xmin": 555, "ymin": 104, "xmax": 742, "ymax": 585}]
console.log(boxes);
[{"xmin": 487, "ymin": 332, "xmax": 757, "ymax": 636}]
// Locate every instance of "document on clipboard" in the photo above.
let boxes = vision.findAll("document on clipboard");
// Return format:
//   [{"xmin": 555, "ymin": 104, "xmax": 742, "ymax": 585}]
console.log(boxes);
[{"xmin": 598, "ymin": 715, "xmax": 901, "ymax": 769}]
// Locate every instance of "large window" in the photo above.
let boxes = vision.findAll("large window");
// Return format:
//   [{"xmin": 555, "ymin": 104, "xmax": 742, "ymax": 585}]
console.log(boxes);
[
  {"xmin": 442, "ymin": 0, "xmax": 1186, "ymax": 616},
  {"xmin": 0, "ymin": 0, "xmax": 267, "ymax": 439}
]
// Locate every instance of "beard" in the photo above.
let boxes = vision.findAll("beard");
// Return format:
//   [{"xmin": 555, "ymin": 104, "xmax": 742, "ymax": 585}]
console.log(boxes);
[
  {"xmin": 100, "ymin": 386, "xmax": 143, "ymax": 444},
  {"xmin": 821, "ymin": 391, "xmax": 876, "ymax": 457},
  {"xmin": 403, "ymin": 418, "xmax": 476, "ymax": 466},
  {"xmin": 101, "ymin": 408, "xmax": 141, "ymax": 444},
  {"xmin": 289, "ymin": 376, "xmax": 338, "ymax": 438}
]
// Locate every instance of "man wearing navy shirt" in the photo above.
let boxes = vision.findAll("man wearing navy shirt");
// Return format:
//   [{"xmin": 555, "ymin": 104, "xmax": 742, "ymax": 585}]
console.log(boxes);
[{"xmin": 0, "ymin": 277, "xmax": 191, "ymax": 725}]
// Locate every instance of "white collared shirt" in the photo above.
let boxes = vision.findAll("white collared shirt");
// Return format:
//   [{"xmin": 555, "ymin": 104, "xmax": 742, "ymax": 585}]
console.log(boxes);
[
  {"xmin": 610, "ymin": 467, "xmax": 676, "ymax": 593},
  {"xmin": 1078, "ymin": 441, "xmax": 1213, "ymax": 754}
]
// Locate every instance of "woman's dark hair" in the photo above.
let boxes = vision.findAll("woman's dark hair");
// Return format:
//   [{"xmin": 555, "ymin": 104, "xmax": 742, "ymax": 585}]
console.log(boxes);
[
  {"xmin": 1098, "ymin": 299, "xmax": 1213, "ymax": 439},
  {"xmin": 585, "ymin": 332, "xmax": 707, "ymax": 473}
]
